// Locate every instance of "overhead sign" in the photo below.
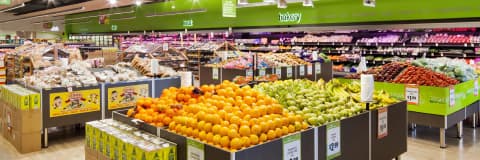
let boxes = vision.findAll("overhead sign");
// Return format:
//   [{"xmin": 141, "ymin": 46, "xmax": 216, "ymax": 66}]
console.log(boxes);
[
  {"xmin": 279, "ymin": 12, "xmax": 302, "ymax": 24},
  {"xmin": 111, "ymin": 25, "xmax": 118, "ymax": 31},
  {"xmin": 222, "ymin": 0, "xmax": 236, "ymax": 17},
  {"xmin": 183, "ymin": 19, "xmax": 193, "ymax": 27}
]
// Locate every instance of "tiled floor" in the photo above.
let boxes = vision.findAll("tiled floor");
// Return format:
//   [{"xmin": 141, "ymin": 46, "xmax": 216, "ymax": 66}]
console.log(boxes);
[{"xmin": 1, "ymin": 125, "xmax": 479, "ymax": 160}]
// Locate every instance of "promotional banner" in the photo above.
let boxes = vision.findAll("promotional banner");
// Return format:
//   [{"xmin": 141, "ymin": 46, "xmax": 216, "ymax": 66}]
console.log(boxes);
[
  {"xmin": 107, "ymin": 84, "xmax": 149, "ymax": 110},
  {"xmin": 49, "ymin": 89, "xmax": 101, "ymax": 117}
]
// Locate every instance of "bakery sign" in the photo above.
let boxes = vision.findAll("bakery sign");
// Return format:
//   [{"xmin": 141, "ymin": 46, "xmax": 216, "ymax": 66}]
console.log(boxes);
[{"xmin": 278, "ymin": 12, "xmax": 302, "ymax": 24}]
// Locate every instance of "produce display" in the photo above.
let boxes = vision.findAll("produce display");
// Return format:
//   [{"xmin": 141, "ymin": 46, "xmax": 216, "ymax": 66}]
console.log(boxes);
[
  {"xmin": 131, "ymin": 55, "xmax": 178, "ymax": 77},
  {"xmin": 86, "ymin": 119, "xmax": 177, "ymax": 160},
  {"xmin": 346, "ymin": 62, "xmax": 410, "ymax": 82},
  {"xmin": 206, "ymin": 53, "xmax": 309, "ymax": 69},
  {"xmin": 21, "ymin": 61, "xmax": 98, "ymax": 88},
  {"xmin": 254, "ymin": 79, "xmax": 398, "ymax": 126},
  {"xmin": 292, "ymin": 34, "xmax": 353, "ymax": 43},
  {"xmin": 232, "ymin": 74, "xmax": 279, "ymax": 85},
  {"xmin": 92, "ymin": 62, "xmax": 149, "ymax": 83},
  {"xmin": 258, "ymin": 53, "xmax": 310, "ymax": 66},
  {"xmin": 346, "ymin": 60, "xmax": 462, "ymax": 87},
  {"xmin": 356, "ymin": 35, "xmax": 402, "ymax": 43},
  {"xmin": 128, "ymin": 81, "xmax": 308, "ymax": 151},
  {"xmin": 412, "ymin": 58, "xmax": 477, "ymax": 82},
  {"xmin": 392, "ymin": 66, "xmax": 459, "ymax": 87},
  {"xmin": 410, "ymin": 34, "xmax": 472, "ymax": 44}
]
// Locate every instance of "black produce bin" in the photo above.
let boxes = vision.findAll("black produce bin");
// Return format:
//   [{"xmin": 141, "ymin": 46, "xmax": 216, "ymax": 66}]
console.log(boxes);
[
  {"xmin": 200, "ymin": 66, "xmax": 222, "ymax": 85},
  {"xmin": 153, "ymin": 76, "xmax": 182, "ymax": 97}
]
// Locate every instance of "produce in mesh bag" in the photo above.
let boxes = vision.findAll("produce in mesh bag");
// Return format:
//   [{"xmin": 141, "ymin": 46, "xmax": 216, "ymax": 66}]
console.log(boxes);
[{"xmin": 393, "ymin": 66, "xmax": 459, "ymax": 87}]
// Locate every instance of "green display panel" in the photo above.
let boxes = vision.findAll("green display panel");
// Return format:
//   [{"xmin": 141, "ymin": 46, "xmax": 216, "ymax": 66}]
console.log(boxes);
[
  {"xmin": 338, "ymin": 78, "xmax": 479, "ymax": 116},
  {"xmin": 66, "ymin": 0, "xmax": 480, "ymax": 34}
]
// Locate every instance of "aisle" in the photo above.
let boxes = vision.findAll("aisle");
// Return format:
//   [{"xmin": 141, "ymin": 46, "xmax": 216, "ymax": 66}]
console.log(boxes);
[{"xmin": 0, "ymin": 126, "xmax": 479, "ymax": 160}]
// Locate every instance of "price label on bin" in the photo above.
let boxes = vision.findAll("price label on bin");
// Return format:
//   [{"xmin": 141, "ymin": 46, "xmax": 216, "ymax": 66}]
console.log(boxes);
[
  {"xmin": 315, "ymin": 63, "xmax": 322, "ymax": 74},
  {"xmin": 187, "ymin": 139, "xmax": 204, "ymax": 160},
  {"xmin": 246, "ymin": 68, "xmax": 254, "ymax": 77},
  {"xmin": 405, "ymin": 84, "xmax": 419, "ymax": 105},
  {"xmin": 287, "ymin": 66, "xmax": 293, "ymax": 78},
  {"xmin": 307, "ymin": 64, "xmax": 313, "ymax": 75},
  {"xmin": 212, "ymin": 67, "xmax": 219, "ymax": 80},
  {"xmin": 283, "ymin": 133, "xmax": 301, "ymax": 160},
  {"xmin": 259, "ymin": 68, "xmax": 266, "ymax": 77},
  {"xmin": 475, "ymin": 80, "xmax": 479, "ymax": 96},
  {"xmin": 449, "ymin": 86, "xmax": 455, "ymax": 107},
  {"xmin": 276, "ymin": 67, "xmax": 282, "ymax": 78},
  {"xmin": 378, "ymin": 107, "xmax": 388, "ymax": 139},
  {"xmin": 326, "ymin": 121, "xmax": 341, "ymax": 160},
  {"xmin": 299, "ymin": 66, "xmax": 305, "ymax": 76}
]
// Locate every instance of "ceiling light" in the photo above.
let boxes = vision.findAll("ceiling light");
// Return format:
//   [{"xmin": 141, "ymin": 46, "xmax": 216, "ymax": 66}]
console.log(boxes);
[
  {"xmin": 108, "ymin": 0, "xmax": 117, "ymax": 5},
  {"xmin": 135, "ymin": 0, "xmax": 142, "ymax": 6},
  {"xmin": 278, "ymin": 0, "xmax": 287, "ymax": 8},
  {"xmin": 0, "ymin": 3, "xmax": 25, "ymax": 13},
  {"xmin": 238, "ymin": 0, "xmax": 248, "ymax": 5},
  {"xmin": 303, "ymin": 0, "xmax": 313, "ymax": 6}
]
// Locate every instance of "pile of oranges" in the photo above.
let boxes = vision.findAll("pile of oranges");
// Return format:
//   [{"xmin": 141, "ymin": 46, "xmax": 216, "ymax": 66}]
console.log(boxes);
[{"xmin": 128, "ymin": 80, "xmax": 308, "ymax": 151}]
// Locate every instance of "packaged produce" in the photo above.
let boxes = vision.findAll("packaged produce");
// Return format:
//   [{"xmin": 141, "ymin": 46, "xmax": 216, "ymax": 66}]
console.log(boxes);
[{"xmin": 412, "ymin": 57, "xmax": 477, "ymax": 82}]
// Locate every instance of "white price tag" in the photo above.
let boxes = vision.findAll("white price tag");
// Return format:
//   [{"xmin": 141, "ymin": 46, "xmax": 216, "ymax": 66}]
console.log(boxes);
[
  {"xmin": 283, "ymin": 133, "xmax": 301, "ymax": 160},
  {"xmin": 312, "ymin": 51, "xmax": 318, "ymax": 61},
  {"xmin": 475, "ymin": 80, "xmax": 478, "ymax": 96},
  {"xmin": 151, "ymin": 59, "xmax": 159, "ymax": 75},
  {"xmin": 378, "ymin": 107, "xmax": 388, "ymax": 139},
  {"xmin": 259, "ymin": 69, "xmax": 266, "ymax": 76},
  {"xmin": 287, "ymin": 66, "xmax": 293, "ymax": 78},
  {"xmin": 464, "ymin": 43, "xmax": 468, "ymax": 47},
  {"xmin": 276, "ymin": 67, "xmax": 282, "ymax": 78},
  {"xmin": 449, "ymin": 86, "xmax": 455, "ymax": 107},
  {"xmin": 307, "ymin": 64, "xmax": 313, "ymax": 75},
  {"xmin": 246, "ymin": 68, "xmax": 254, "ymax": 77},
  {"xmin": 299, "ymin": 66, "xmax": 305, "ymax": 76},
  {"xmin": 315, "ymin": 63, "xmax": 321, "ymax": 74},
  {"xmin": 67, "ymin": 87, "xmax": 73, "ymax": 92},
  {"xmin": 187, "ymin": 139, "xmax": 204, "ymax": 160},
  {"xmin": 405, "ymin": 85, "xmax": 419, "ymax": 105},
  {"xmin": 326, "ymin": 121, "xmax": 341, "ymax": 160},
  {"xmin": 212, "ymin": 67, "xmax": 219, "ymax": 80},
  {"xmin": 162, "ymin": 43, "xmax": 169, "ymax": 51}
]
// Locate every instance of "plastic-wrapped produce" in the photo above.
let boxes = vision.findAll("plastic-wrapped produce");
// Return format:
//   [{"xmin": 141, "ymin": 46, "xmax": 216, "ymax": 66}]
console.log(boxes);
[{"xmin": 412, "ymin": 57, "xmax": 477, "ymax": 82}]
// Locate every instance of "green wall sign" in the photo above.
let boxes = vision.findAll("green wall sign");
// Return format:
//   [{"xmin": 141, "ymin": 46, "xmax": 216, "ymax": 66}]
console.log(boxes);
[
  {"xmin": 0, "ymin": 0, "xmax": 11, "ymax": 5},
  {"xmin": 111, "ymin": 25, "xmax": 118, "ymax": 31},
  {"xmin": 183, "ymin": 19, "xmax": 193, "ymax": 27},
  {"xmin": 65, "ymin": 0, "xmax": 480, "ymax": 34}
]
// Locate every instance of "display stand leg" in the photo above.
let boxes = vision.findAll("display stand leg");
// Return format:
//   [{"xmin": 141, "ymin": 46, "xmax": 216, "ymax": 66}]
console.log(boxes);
[
  {"xmin": 395, "ymin": 155, "xmax": 402, "ymax": 160},
  {"xmin": 44, "ymin": 128, "xmax": 49, "ymax": 148},
  {"xmin": 457, "ymin": 122, "xmax": 463, "ymax": 139},
  {"xmin": 473, "ymin": 114, "xmax": 477, "ymax": 128},
  {"xmin": 440, "ymin": 128, "xmax": 446, "ymax": 148}
]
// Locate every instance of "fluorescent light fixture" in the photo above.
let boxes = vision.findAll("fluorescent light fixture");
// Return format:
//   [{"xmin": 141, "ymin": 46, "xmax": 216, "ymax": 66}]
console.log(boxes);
[
  {"xmin": 303, "ymin": 0, "xmax": 313, "ymax": 6},
  {"xmin": 108, "ymin": 0, "xmax": 117, "ymax": 5},
  {"xmin": 0, "ymin": 7, "xmax": 85, "ymax": 24},
  {"xmin": 0, "ymin": 3, "xmax": 25, "ymax": 13},
  {"xmin": 238, "ymin": 0, "xmax": 248, "ymax": 5},
  {"xmin": 51, "ymin": 26, "xmax": 60, "ymax": 32},
  {"xmin": 145, "ymin": 8, "xmax": 207, "ymax": 17},
  {"xmin": 278, "ymin": 0, "xmax": 287, "ymax": 8},
  {"xmin": 64, "ymin": 10, "xmax": 135, "ymax": 21}
]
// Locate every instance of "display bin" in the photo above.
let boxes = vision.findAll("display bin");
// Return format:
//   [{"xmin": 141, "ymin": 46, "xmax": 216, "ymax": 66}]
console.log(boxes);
[
  {"xmin": 338, "ymin": 78, "xmax": 478, "ymax": 116},
  {"xmin": 317, "ymin": 111, "xmax": 370, "ymax": 160},
  {"xmin": 112, "ymin": 110, "xmax": 315, "ymax": 160},
  {"xmin": 295, "ymin": 65, "xmax": 315, "ymax": 81},
  {"xmin": 221, "ymin": 68, "xmax": 247, "ymax": 82},
  {"xmin": 153, "ymin": 76, "xmax": 182, "ymax": 97},
  {"xmin": 370, "ymin": 101, "xmax": 407, "ymax": 160},
  {"xmin": 199, "ymin": 66, "xmax": 222, "ymax": 85},
  {"xmin": 103, "ymin": 79, "xmax": 153, "ymax": 119}
]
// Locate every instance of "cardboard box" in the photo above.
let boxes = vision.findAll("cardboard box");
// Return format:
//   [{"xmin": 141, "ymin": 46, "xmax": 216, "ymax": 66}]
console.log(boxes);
[
  {"xmin": 85, "ymin": 146, "xmax": 98, "ymax": 160},
  {"xmin": 4, "ymin": 130, "xmax": 41, "ymax": 154},
  {"xmin": 12, "ymin": 107, "xmax": 41, "ymax": 133}
]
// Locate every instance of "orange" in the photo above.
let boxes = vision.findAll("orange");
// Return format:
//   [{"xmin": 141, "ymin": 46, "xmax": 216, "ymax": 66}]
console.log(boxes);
[
  {"xmin": 203, "ymin": 123, "xmax": 213, "ymax": 132},
  {"xmin": 192, "ymin": 129, "xmax": 200, "ymax": 138},
  {"xmin": 185, "ymin": 127, "xmax": 193, "ymax": 137},
  {"xmin": 127, "ymin": 109, "xmax": 135, "ymax": 117},
  {"xmin": 230, "ymin": 138, "xmax": 243, "ymax": 150},
  {"xmin": 239, "ymin": 125, "xmax": 251, "ymax": 137},
  {"xmin": 241, "ymin": 136, "xmax": 251, "ymax": 148},
  {"xmin": 251, "ymin": 125, "xmax": 262, "ymax": 135},
  {"xmin": 206, "ymin": 132, "xmax": 214, "ymax": 143},
  {"xmin": 230, "ymin": 116, "xmax": 242, "ymax": 126},
  {"xmin": 259, "ymin": 121, "xmax": 269, "ymax": 133},
  {"xmin": 220, "ymin": 136, "xmax": 230, "ymax": 148},
  {"xmin": 302, "ymin": 122, "xmax": 309, "ymax": 130},
  {"xmin": 163, "ymin": 117, "xmax": 172, "ymax": 125},
  {"xmin": 267, "ymin": 130, "xmax": 276, "ymax": 140},
  {"xmin": 259, "ymin": 133, "xmax": 268, "ymax": 143},
  {"xmin": 197, "ymin": 121, "xmax": 206, "ymax": 130},
  {"xmin": 281, "ymin": 126, "xmax": 289, "ymax": 135},
  {"xmin": 199, "ymin": 131, "xmax": 207, "ymax": 141},
  {"xmin": 275, "ymin": 128, "xmax": 283, "ymax": 138},
  {"xmin": 228, "ymin": 128, "xmax": 240, "ymax": 139},
  {"xmin": 212, "ymin": 124, "xmax": 221, "ymax": 134},
  {"xmin": 249, "ymin": 135, "xmax": 259, "ymax": 145},
  {"xmin": 294, "ymin": 121, "xmax": 302, "ymax": 131},
  {"xmin": 212, "ymin": 134, "xmax": 222, "ymax": 145},
  {"xmin": 220, "ymin": 126, "xmax": 229, "ymax": 136},
  {"xmin": 288, "ymin": 125, "xmax": 296, "ymax": 133},
  {"xmin": 229, "ymin": 124, "xmax": 239, "ymax": 130}
]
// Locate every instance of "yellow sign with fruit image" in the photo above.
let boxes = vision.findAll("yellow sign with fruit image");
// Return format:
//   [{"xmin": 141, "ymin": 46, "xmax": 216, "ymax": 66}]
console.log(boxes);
[
  {"xmin": 108, "ymin": 84, "xmax": 149, "ymax": 110},
  {"xmin": 49, "ymin": 89, "xmax": 101, "ymax": 117}
]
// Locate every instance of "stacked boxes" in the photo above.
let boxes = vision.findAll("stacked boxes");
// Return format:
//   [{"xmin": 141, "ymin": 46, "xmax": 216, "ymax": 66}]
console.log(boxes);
[
  {"xmin": 0, "ymin": 56, "xmax": 5, "ymax": 85},
  {"xmin": 86, "ymin": 119, "xmax": 177, "ymax": 160},
  {"xmin": 0, "ymin": 85, "xmax": 41, "ymax": 153}
]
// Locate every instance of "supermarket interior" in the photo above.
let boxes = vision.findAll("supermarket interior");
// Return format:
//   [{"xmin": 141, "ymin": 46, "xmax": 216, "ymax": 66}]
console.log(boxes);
[{"xmin": 1, "ymin": 0, "xmax": 480, "ymax": 160}]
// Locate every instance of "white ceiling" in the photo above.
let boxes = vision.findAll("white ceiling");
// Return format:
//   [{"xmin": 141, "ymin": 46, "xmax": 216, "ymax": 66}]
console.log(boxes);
[{"xmin": 0, "ymin": 0, "xmax": 137, "ymax": 32}]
